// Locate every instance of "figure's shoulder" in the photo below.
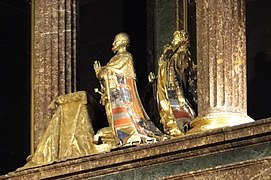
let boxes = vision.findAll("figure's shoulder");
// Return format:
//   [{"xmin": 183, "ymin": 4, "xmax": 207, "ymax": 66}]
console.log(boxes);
[
  {"xmin": 107, "ymin": 52, "xmax": 133, "ymax": 66},
  {"xmin": 117, "ymin": 52, "xmax": 133, "ymax": 59}
]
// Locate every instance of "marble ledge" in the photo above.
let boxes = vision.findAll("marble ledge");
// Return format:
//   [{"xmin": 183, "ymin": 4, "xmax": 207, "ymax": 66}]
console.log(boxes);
[
  {"xmin": 1, "ymin": 118, "xmax": 271, "ymax": 180},
  {"xmin": 167, "ymin": 156, "xmax": 271, "ymax": 180}
]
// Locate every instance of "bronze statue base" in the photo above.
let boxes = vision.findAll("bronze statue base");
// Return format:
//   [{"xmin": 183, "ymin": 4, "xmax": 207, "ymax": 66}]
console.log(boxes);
[{"xmin": 187, "ymin": 112, "xmax": 254, "ymax": 134}]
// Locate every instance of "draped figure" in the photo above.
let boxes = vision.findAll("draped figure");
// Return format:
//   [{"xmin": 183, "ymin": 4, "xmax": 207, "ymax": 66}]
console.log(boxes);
[
  {"xmin": 94, "ymin": 33, "xmax": 163, "ymax": 146},
  {"xmin": 156, "ymin": 30, "xmax": 196, "ymax": 136}
]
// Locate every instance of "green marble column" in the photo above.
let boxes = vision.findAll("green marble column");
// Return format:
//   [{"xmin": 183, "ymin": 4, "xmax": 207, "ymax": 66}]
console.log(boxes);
[{"xmin": 147, "ymin": 0, "xmax": 178, "ymax": 73}]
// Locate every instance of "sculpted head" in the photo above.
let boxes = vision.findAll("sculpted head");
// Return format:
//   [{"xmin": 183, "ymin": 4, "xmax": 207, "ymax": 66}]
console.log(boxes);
[
  {"xmin": 171, "ymin": 30, "xmax": 189, "ymax": 48},
  {"xmin": 112, "ymin": 33, "xmax": 130, "ymax": 53}
]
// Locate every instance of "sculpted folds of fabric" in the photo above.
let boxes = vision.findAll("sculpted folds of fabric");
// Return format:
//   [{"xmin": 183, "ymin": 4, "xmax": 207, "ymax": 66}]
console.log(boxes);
[
  {"xmin": 94, "ymin": 33, "xmax": 163, "ymax": 146},
  {"xmin": 19, "ymin": 91, "xmax": 110, "ymax": 170}
]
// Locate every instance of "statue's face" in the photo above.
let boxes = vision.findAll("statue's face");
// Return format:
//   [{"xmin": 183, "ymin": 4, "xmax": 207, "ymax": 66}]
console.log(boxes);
[
  {"xmin": 172, "ymin": 35, "xmax": 181, "ymax": 48},
  {"xmin": 112, "ymin": 33, "xmax": 129, "ymax": 53},
  {"xmin": 171, "ymin": 31, "xmax": 188, "ymax": 48},
  {"xmin": 112, "ymin": 37, "xmax": 122, "ymax": 53}
]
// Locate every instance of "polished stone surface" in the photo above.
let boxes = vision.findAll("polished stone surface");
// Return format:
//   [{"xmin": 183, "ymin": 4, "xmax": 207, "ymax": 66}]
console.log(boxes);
[
  {"xmin": 1, "ymin": 118, "xmax": 271, "ymax": 179},
  {"xmin": 167, "ymin": 156, "xmax": 271, "ymax": 179},
  {"xmin": 32, "ymin": 0, "xmax": 77, "ymax": 149},
  {"xmin": 146, "ymin": 0, "xmax": 176, "ymax": 73},
  {"xmin": 196, "ymin": 0, "xmax": 248, "ymax": 116},
  {"xmin": 190, "ymin": 0, "xmax": 254, "ymax": 133}
]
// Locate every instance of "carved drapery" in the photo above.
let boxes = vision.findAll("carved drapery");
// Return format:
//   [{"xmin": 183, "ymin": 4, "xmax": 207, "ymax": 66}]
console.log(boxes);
[
  {"xmin": 32, "ymin": 0, "xmax": 77, "ymax": 151},
  {"xmin": 189, "ymin": 0, "xmax": 254, "ymax": 133}
]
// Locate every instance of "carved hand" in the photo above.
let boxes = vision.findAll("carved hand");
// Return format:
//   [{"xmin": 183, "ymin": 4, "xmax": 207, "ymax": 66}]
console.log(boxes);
[{"xmin": 93, "ymin": 60, "xmax": 101, "ymax": 76}]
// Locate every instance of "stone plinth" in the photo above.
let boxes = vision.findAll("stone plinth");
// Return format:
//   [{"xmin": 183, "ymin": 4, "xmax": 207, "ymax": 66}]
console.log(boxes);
[{"xmin": 2, "ymin": 118, "xmax": 271, "ymax": 179}]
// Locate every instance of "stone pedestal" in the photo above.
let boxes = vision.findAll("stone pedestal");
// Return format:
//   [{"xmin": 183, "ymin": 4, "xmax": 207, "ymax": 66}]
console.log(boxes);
[
  {"xmin": 189, "ymin": 0, "xmax": 254, "ymax": 133},
  {"xmin": 32, "ymin": 0, "xmax": 77, "ymax": 151},
  {"xmin": 1, "ymin": 119, "xmax": 271, "ymax": 179}
]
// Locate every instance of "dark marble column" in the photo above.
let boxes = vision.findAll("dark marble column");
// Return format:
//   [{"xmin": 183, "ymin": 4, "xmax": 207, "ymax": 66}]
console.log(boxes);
[
  {"xmin": 146, "ymin": 0, "xmax": 177, "ymax": 73},
  {"xmin": 189, "ymin": 0, "xmax": 254, "ymax": 133},
  {"xmin": 32, "ymin": 0, "xmax": 77, "ymax": 151}
]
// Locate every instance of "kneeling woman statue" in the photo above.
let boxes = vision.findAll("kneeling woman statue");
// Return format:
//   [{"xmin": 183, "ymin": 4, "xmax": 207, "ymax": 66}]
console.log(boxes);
[
  {"xmin": 94, "ymin": 33, "xmax": 163, "ymax": 147},
  {"xmin": 155, "ymin": 30, "xmax": 196, "ymax": 137}
]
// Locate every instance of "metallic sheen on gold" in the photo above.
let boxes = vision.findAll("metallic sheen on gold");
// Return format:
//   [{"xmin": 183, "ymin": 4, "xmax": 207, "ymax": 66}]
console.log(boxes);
[
  {"xmin": 19, "ymin": 91, "xmax": 111, "ymax": 170},
  {"xmin": 188, "ymin": 112, "xmax": 254, "ymax": 134},
  {"xmin": 156, "ymin": 30, "xmax": 195, "ymax": 136},
  {"xmin": 94, "ymin": 33, "xmax": 163, "ymax": 146}
]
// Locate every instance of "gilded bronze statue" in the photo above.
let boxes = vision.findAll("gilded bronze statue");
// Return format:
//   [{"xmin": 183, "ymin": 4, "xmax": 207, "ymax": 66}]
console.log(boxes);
[
  {"xmin": 153, "ymin": 30, "xmax": 196, "ymax": 136},
  {"xmin": 94, "ymin": 33, "xmax": 163, "ymax": 146},
  {"xmin": 19, "ymin": 91, "xmax": 111, "ymax": 170}
]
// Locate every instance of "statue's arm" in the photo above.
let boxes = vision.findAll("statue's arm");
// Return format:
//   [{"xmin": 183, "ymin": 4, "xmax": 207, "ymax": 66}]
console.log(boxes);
[
  {"xmin": 94, "ymin": 60, "xmax": 108, "ymax": 79},
  {"xmin": 93, "ymin": 60, "xmax": 101, "ymax": 77}
]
